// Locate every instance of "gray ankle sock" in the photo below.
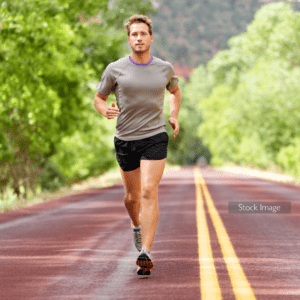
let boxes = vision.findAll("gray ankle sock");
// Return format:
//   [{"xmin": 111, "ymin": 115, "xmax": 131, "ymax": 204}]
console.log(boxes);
[
  {"xmin": 142, "ymin": 248, "xmax": 151, "ymax": 255},
  {"xmin": 133, "ymin": 225, "xmax": 141, "ymax": 230}
]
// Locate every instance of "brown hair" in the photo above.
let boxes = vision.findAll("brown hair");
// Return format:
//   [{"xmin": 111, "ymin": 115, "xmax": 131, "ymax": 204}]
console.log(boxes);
[{"xmin": 124, "ymin": 14, "xmax": 153, "ymax": 36}]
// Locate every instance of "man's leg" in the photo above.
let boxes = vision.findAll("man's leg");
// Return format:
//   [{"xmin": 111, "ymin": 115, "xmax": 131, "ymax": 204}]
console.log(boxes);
[
  {"xmin": 119, "ymin": 167, "xmax": 141, "ymax": 227},
  {"xmin": 140, "ymin": 158, "xmax": 166, "ymax": 251}
]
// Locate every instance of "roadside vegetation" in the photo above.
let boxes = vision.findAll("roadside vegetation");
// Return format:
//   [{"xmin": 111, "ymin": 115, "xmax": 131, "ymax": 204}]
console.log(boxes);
[
  {"xmin": 185, "ymin": 2, "xmax": 300, "ymax": 176},
  {"xmin": 0, "ymin": 0, "xmax": 155, "ymax": 205}
]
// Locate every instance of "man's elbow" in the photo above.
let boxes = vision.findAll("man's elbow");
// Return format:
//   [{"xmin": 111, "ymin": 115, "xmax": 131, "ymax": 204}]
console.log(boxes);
[{"xmin": 169, "ymin": 85, "xmax": 180, "ymax": 95}]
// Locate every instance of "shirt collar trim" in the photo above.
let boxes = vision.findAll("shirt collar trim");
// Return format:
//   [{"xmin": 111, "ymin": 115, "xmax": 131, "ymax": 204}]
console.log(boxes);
[{"xmin": 129, "ymin": 55, "xmax": 153, "ymax": 66}]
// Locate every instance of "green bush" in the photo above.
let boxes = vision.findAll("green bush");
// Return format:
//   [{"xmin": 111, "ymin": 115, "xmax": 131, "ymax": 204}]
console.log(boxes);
[
  {"xmin": 277, "ymin": 138, "xmax": 300, "ymax": 176},
  {"xmin": 50, "ymin": 129, "xmax": 117, "ymax": 183},
  {"xmin": 234, "ymin": 135, "xmax": 273, "ymax": 168},
  {"xmin": 50, "ymin": 95, "xmax": 118, "ymax": 183},
  {"xmin": 39, "ymin": 160, "xmax": 66, "ymax": 191},
  {"xmin": 0, "ymin": 192, "xmax": 18, "ymax": 212}
]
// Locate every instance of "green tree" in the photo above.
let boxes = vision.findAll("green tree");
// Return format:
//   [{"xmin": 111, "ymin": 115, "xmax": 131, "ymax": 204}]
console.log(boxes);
[
  {"xmin": 277, "ymin": 137, "xmax": 300, "ymax": 176},
  {"xmin": 200, "ymin": 1, "xmax": 300, "ymax": 90},
  {"xmin": 197, "ymin": 85, "xmax": 237, "ymax": 165},
  {"xmin": 1, "ymin": 0, "xmax": 91, "ymax": 197},
  {"xmin": 151, "ymin": 0, "xmax": 300, "ymax": 67},
  {"xmin": 0, "ymin": 0, "xmax": 156, "ymax": 199},
  {"xmin": 187, "ymin": 2, "xmax": 300, "ymax": 171}
]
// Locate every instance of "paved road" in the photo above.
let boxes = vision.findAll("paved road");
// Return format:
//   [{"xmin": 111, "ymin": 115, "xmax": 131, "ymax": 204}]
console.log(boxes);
[{"xmin": 1, "ymin": 167, "xmax": 300, "ymax": 299}]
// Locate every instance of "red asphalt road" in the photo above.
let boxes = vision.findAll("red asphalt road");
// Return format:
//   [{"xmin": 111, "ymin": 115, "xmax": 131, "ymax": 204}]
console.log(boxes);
[{"xmin": 1, "ymin": 167, "xmax": 300, "ymax": 299}]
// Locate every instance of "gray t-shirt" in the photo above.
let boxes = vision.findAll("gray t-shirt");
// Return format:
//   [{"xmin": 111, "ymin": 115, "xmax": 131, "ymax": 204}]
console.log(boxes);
[{"xmin": 96, "ymin": 56, "xmax": 179, "ymax": 141}]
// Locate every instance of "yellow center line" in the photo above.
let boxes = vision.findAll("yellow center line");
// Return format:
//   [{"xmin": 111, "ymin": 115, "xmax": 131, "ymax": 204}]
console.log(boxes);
[
  {"xmin": 194, "ymin": 168, "xmax": 222, "ymax": 299},
  {"xmin": 195, "ymin": 167, "xmax": 256, "ymax": 300}
]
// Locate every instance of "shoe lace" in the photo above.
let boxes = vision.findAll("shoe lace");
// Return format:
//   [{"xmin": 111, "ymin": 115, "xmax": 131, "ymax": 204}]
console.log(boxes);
[{"xmin": 133, "ymin": 228, "xmax": 142, "ymax": 249}]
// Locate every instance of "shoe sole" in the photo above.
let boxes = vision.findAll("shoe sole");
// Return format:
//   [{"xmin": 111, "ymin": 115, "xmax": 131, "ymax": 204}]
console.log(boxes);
[
  {"xmin": 136, "ymin": 253, "xmax": 154, "ymax": 269},
  {"xmin": 137, "ymin": 266, "xmax": 151, "ymax": 276}
]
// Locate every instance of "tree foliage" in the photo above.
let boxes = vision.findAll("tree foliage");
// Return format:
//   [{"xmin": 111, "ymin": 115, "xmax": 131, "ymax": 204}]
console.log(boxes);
[
  {"xmin": 151, "ymin": 0, "xmax": 300, "ymax": 67},
  {"xmin": 185, "ymin": 2, "xmax": 300, "ymax": 174},
  {"xmin": 0, "ymin": 0, "xmax": 155, "ymax": 199}
]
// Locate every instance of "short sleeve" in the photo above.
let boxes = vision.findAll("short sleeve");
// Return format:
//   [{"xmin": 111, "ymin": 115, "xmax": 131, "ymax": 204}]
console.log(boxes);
[
  {"xmin": 96, "ymin": 64, "xmax": 116, "ymax": 95},
  {"xmin": 166, "ymin": 63, "xmax": 179, "ymax": 91}
]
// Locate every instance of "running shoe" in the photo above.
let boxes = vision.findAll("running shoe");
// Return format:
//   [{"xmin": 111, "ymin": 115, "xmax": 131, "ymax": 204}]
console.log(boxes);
[
  {"xmin": 136, "ymin": 248, "xmax": 153, "ymax": 270},
  {"xmin": 133, "ymin": 226, "xmax": 142, "ymax": 252}
]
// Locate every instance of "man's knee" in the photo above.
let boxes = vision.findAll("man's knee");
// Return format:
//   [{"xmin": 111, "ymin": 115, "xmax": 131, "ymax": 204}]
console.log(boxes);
[
  {"xmin": 124, "ymin": 192, "xmax": 141, "ymax": 204},
  {"xmin": 142, "ymin": 184, "xmax": 158, "ymax": 202}
]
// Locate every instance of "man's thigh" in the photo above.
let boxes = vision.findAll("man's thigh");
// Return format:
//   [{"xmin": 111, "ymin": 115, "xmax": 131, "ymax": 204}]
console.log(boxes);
[
  {"xmin": 140, "ymin": 158, "xmax": 166, "ymax": 189},
  {"xmin": 119, "ymin": 167, "xmax": 141, "ymax": 195}
]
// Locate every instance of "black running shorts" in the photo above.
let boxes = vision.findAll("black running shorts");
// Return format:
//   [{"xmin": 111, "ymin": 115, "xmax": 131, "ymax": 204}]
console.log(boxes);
[{"xmin": 114, "ymin": 132, "xmax": 169, "ymax": 172}]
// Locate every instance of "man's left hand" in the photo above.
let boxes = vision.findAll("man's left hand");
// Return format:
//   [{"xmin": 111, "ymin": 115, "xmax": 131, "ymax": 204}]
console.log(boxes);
[{"xmin": 168, "ymin": 117, "xmax": 180, "ymax": 139}]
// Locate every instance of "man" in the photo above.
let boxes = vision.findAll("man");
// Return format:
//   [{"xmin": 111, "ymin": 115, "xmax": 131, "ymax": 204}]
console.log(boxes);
[{"xmin": 94, "ymin": 14, "xmax": 181, "ymax": 276}]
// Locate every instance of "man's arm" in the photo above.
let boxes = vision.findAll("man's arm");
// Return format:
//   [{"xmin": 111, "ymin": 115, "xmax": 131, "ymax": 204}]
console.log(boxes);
[
  {"xmin": 168, "ymin": 85, "xmax": 181, "ymax": 139},
  {"xmin": 94, "ymin": 92, "xmax": 119, "ymax": 119}
]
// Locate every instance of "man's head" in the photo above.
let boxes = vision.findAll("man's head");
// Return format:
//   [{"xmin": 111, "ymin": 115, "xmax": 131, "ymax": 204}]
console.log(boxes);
[
  {"xmin": 125, "ymin": 15, "xmax": 153, "ymax": 54},
  {"xmin": 124, "ymin": 14, "xmax": 153, "ymax": 36}
]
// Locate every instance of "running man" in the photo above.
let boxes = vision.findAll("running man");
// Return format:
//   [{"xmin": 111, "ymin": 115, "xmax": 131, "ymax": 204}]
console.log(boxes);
[{"xmin": 94, "ymin": 14, "xmax": 181, "ymax": 276}]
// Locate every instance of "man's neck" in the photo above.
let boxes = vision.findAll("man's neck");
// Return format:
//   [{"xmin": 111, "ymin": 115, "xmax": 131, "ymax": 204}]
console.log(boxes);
[{"xmin": 130, "ymin": 52, "xmax": 152, "ymax": 64}]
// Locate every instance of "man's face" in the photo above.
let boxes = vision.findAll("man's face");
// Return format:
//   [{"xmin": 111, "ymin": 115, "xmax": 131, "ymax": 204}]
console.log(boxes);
[{"xmin": 128, "ymin": 22, "xmax": 153, "ymax": 54}]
